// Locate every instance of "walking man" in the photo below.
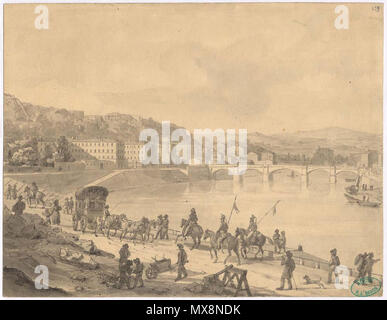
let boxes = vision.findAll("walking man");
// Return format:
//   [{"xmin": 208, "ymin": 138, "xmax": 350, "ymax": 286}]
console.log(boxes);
[
  {"xmin": 175, "ymin": 244, "xmax": 188, "ymax": 281},
  {"xmin": 277, "ymin": 251, "xmax": 296, "ymax": 290},
  {"xmin": 328, "ymin": 248, "xmax": 341, "ymax": 284}
]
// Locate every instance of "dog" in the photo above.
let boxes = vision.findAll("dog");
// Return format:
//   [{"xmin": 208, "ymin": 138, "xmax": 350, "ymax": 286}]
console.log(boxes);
[{"xmin": 303, "ymin": 275, "xmax": 325, "ymax": 289}]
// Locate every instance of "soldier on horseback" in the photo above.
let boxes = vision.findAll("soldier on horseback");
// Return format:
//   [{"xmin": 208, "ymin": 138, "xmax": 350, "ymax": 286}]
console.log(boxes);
[
  {"xmin": 182, "ymin": 208, "xmax": 198, "ymax": 238},
  {"xmin": 216, "ymin": 214, "xmax": 229, "ymax": 250},
  {"xmin": 246, "ymin": 214, "xmax": 258, "ymax": 242}
]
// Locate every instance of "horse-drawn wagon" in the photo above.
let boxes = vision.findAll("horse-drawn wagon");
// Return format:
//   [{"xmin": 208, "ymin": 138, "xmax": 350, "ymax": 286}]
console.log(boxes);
[{"xmin": 73, "ymin": 186, "xmax": 109, "ymax": 232}]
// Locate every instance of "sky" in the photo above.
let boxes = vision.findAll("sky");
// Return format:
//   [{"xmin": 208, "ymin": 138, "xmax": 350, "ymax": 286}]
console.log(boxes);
[{"xmin": 4, "ymin": 3, "xmax": 383, "ymax": 134}]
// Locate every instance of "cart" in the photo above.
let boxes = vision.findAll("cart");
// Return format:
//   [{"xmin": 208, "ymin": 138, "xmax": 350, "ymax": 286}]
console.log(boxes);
[
  {"xmin": 145, "ymin": 257, "xmax": 172, "ymax": 279},
  {"xmin": 74, "ymin": 186, "xmax": 109, "ymax": 231}
]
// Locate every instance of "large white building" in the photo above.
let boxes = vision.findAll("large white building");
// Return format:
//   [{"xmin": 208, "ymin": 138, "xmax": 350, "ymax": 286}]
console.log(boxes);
[{"xmin": 70, "ymin": 138, "xmax": 126, "ymax": 169}]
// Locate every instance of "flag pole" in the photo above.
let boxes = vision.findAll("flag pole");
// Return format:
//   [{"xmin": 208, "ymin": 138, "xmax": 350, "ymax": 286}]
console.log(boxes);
[
  {"xmin": 257, "ymin": 200, "xmax": 281, "ymax": 225},
  {"xmin": 227, "ymin": 195, "xmax": 237, "ymax": 225}
]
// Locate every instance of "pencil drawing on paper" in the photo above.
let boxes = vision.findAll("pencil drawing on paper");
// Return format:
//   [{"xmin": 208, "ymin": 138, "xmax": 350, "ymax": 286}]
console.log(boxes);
[{"xmin": 2, "ymin": 3, "xmax": 383, "ymax": 297}]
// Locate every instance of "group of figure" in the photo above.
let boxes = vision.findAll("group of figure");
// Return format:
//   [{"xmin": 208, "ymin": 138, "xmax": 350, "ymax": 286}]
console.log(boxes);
[
  {"xmin": 6, "ymin": 183, "xmax": 18, "ymax": 200},
  {"xmin": 272, "ymin": 229, "xmax": 286, "ymax": 254},
  {"xmin": 117, "ymin": 244, "xmax": 145, "ymax": 289},
  {"xmin": 354, "ymin": 252, "xmax": 380, "ymax": 283},
  {"xmin": 43, "ymin": 199, "xmax": 62, "ymax": 225},
  {"xmin": 63, "ymin": 197, "xmax": 74, "ymax": 215},
  {"xmin": 155, "ymin": 214, "xmax": 169, "ymax": 240}
]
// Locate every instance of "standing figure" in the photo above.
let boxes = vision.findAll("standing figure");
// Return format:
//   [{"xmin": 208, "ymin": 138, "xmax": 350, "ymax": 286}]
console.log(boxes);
[
  {"xmin": 43, "ymin": 208, "xmax": 53, "ymax": 225},
  {"xmin": 118, "ymin": 260, "xmax": 133, "ymax": 290},
  {"xmin": 216, "ymin": 214, "xmax": 229, "ymax": 250},
  {"xmin": 162, "ymin": 214, "xmax": 169, "ymax": 240},
  {"xmin": 12, "ymin": 183, "xmax": 18, "ymax": 200},
  {"xmin": 328, "ymin": 248, "xmax": 341, "ymax": 284},
  {"xmin": 364, "ymin": 252, "xmax": 380, "ymax": 283},
  {"xmin": 119, "ymin": 244, "xmax": 131, "ymax": 269},
  {"xmin": 104, "ymin": 205, "xmax": 111, "ymax": 221},
  {"xmin": 68, "ymin": 197, "xmax": 74, "ymax": 214},
  {"xmin": 64, "ymin": 198, "xmax": 70, "ymax": 214},
  {"xmin": 132, "ymin": 258, "xmax": 144, "ymax": 288},
  {"xmin": 31, "ymin": 182, "xmax": 39, "ymax": 206},
  {"xmin": 6, "ymin": 184, "xmax": 12, "ymax": 200},
  {"xmin": 277, "ymin": 251, "xmax": 296, "ymax": 290},
  {"xmin": 273, "ymin": 229, "xmax": 281, "ymax": 253},
  {"xmin": 279, "ymin": 231, "xmax": 287, "ymax": 253},
  {"xmin": 24, "ymin": 185, "xmax": 31, "ymax": 206},
  {"xmin": 175, "ymin": 243, "xmax": 188, "ymax": 281},
  {"xmin": 51, "ymin": 199, "xmax": 62, "ymax": 225},
  {"xmin": 355, "ymin": 252, "xmax": 368, "ymax": 281},
  {"xmin": 12, "ymin": 195, "xmax": 26, "ymax": 216},
  {"xmin": 154, "ymin": 215, "xmax": 164, "ymax": 239}
]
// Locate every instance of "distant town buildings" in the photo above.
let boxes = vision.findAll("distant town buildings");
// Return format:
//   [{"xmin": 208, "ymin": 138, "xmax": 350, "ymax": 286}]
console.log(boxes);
[{"xmin": 349, "ymin": 150, "xmax": 382, "ymax": 169}]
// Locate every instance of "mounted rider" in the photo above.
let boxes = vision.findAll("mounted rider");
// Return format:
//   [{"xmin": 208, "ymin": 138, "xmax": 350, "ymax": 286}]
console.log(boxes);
[
  {"xmin": 182, "ymin": 208, "xmax": 198, "ymax": 237},
  {"xmin": 216, "ymin": 214, "xmax": 229, "ymax": 249},
  {"xmin": 246, "ymin": 214, "xmax": 258, "ymax": 242}
]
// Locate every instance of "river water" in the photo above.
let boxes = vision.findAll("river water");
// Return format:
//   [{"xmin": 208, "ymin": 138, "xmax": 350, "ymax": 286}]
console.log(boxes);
[{"xmin": 107, "ymin": 170, "xmax": 383, "ymax": 273}]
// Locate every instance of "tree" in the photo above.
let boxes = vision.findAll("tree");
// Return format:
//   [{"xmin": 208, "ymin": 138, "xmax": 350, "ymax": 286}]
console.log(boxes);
[
  {"xmin": 10, "ymin": 147, "xmax": 38, "ymax": 166},
  {"xmin": 56, "ymin": 136, "xmax": 74, "ymax": 162},
  {"xmin": 311, "ymin": 147, "xmax": 335, "ymax": 165},
  {"xmin": 39, "ymin": 144, "xmax": 54, "ymax": 167}
]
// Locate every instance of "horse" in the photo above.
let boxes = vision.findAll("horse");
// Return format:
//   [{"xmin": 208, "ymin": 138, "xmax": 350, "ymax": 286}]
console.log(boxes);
[
  {"xmin": 176, "ymin": 218, "xmax": 203, "ymax": 250},
  {"xmin": 102, "ymin": 214, "xmax": 123, "ymax": 238},
  {"xmin": 120, "ymin": 218, "xmax": 153, "ymax": 244},
  {"xmin": 203, "ymin": 229, "xmax": 241, "ymax": 265},
  {"xmin": 235, "ymin": 227, "xmax": 268, "ymax": 260},
  {"xmin": 28, "ymin": 191, "xmax": 46, "ymax": 208}
]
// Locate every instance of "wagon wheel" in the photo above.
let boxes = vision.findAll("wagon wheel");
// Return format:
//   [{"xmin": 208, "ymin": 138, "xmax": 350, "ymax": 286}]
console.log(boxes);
[{"xmin": 145, "ymin": 266, "xmax": 158, "ymax": 279}]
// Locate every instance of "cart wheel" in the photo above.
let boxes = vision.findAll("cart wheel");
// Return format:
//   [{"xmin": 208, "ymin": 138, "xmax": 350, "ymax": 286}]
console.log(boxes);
[{"xmin": 145, "ymin": 266, "xmax": 158, "ymax": 279}]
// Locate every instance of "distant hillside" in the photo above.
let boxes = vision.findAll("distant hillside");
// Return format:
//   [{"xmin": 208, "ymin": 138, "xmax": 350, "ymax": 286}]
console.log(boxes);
[
  {"xmin": 248, "ymin": 127, "xmax": 382, "ymax": 156},
  {"xmin": 4, "ymin": 93, "xmax": 382, "ymax": 156},
  {"xmin": 4, "ymin": 93, "xmax": 181, "ymax": 142}
]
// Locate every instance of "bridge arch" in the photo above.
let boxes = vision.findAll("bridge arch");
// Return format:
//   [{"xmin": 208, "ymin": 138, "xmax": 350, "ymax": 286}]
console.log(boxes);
[
  {"xmin": 212, "ymin": 168, "xmax": 232, "ymax": 180},
  {"xmin": 307, "ymin": 168, "xmax": 330, "ymax": 175},
  {"xmin": 336, "ymin": 169, "xmax": 358, "ymax": 177}
]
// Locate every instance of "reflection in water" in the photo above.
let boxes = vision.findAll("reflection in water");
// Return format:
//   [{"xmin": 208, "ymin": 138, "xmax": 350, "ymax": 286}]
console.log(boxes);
[{"xmin": 109, "ymin": 171, "xmax": 382, "ymax": 274}]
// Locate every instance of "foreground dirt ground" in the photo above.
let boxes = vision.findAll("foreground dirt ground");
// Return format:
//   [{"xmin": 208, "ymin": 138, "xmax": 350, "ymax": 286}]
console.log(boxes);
[{"xmin": 3, "ymin": 203, "xmax": 381, "ymax": 298}]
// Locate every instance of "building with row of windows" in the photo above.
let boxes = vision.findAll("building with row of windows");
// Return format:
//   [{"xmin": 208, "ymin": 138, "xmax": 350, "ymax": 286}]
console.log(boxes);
[{"xmin": 70, "ymin": 139, "xmax": 127, "ymax": 169}]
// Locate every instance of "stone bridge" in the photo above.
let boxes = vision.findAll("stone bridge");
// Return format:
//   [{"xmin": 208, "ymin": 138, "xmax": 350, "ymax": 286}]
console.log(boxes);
[{"xmin": 208, "ymin": 164, "xmax": 359, "ymax": 189}]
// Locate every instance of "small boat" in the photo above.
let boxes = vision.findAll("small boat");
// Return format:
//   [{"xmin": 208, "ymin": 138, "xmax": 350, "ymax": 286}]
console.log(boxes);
[{"xmin": 357, "ymin": 201, "xmax": 381, "ymax": 208}]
